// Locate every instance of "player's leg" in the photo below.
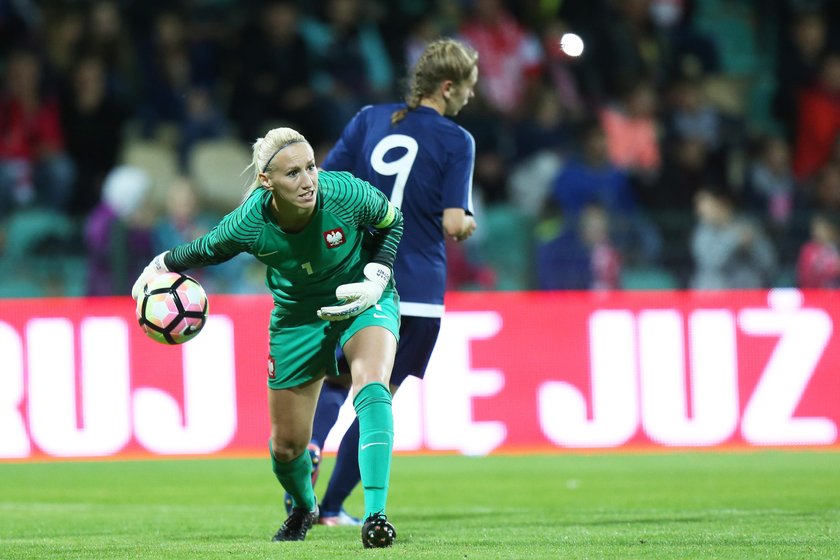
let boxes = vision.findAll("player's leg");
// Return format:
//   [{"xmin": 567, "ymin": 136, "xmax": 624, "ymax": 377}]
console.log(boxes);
[
  {"xmin": 321, "ymin": 316, "xmax": 440, "ymax": 525},
  {"xmin": 284, "ymin": 369, "xmax": 349, "ymax": 516},
  {"xmin": 318, "ymin": 415, "xmax": 360, "ymax": 524},
  {"xmin": 266, "ymin": 317, "xmax": 343, "ymax": 542},
  {"xmin": 311, "ymin": 373, "xmax": 351, "ymax": 449},
  {"xmin": 268, "ymin": 378, "xmax": 321, "ymax": 541},
  {"xmin": 315, "ymin": 351, "xmax": 358, "ymax": 524},
  {"xmin": 342, "ymin": 324, "xmax": 398, "ymax": 547},
  {"xmin": 342, "ymin": 326, "xmax": 396, "ymax": 517}
]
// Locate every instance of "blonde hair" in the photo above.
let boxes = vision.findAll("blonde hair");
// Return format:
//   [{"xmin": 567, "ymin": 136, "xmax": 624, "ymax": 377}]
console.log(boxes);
[
  {"xmin": 243, "ymin": 127, "xmax": 309, "ymax": 199},
  {"xmin": 391, "ymin": 38, "xmax": 479, "ymax": 125}
]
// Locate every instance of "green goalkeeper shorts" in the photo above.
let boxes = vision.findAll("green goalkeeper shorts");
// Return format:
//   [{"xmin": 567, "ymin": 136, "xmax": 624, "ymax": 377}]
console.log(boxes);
[{"xmin": 266, "ymin": 289, "xmax": 400, "ymax": 390}]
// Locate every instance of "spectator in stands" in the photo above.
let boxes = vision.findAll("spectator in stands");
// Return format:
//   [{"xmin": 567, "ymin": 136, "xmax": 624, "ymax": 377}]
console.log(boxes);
[
  {"xmin": 300, "ymin": 0, "xmax": 395, "ymax": 137},
  {"xmin": 79, "ymin": 0, "xmax": 137, "ymax": 98},
  {"xmin": 580, "ymin": 203, "xmax": 622, "ymax": 290},
  {"xmin": 744, "ymin": 134, "xmax": 806, "ymax": 265},
  {"xmin": 796, "ymin": 211, "xmax": 840, "ymax": 289},
  {"xmin": 135, "ymin": 10, "xmax": 191, "ymax": 137},
  {"xmin": 534, "ymin": 200, "xmax": 592, "ymax": 290},
  {"xmin": 809, "ymin": 161, "xmax": 840, "ymax": 214},
  {"xmin": 534, "ymin": 199, "xmax": 621, "ymax": 291},
  {"xmin": 586, "ymin": 0, "xmax": 669, "ymax": 100},
  {"xmin": 507, "ymin": 86, "xmax": 567, "ymax": 218},
  {"xmin": 793, "ymin": 52, "xmax": 840, "ymax": 180},
  {"xmin": 403, "ymin": 14, "xmax": 441, "ymax": 70},
  {"xmin": 470, "ymin": 143, "xmax": 510, "ymax": 204},
  {"xmin": 152, "ymin": 176, "xmax": 250, "ymax": 294},
  {"xmin": 533, "ymin": 200, "xmax": 621, "ymax": 292},
  {"xmin": 136, "ymin": 9, "xmax": 227, "ymax": 152},
  {"xmin": 664, "ymin": 76, "xmax": 728, "ymax": 169},
  {"xmin": 43, "ymin": 6, "xmax": 86, "ymax": 83},
  {"xmin": 550, "ymin": 120, "xmax": 660, "ymax": 264},
  {"xmin": 382, "ymin": 0, "xmax": 454, "ymax": 70},
  {"xmin": 648, "ymin": 136, "xmax": 716, "ymax": 212},
  {"xmin": 647, "ymin": 133, "xmax": 727, "ymax": 288},
  {"xmin": 690, "ymin": 187, "xmax": 777, "ymax": 290},
  {"xmin": 551, "ymin": 121, "xmax": 635, "ymax": 217},
  {"xmin": 0, "ymin": 48, "xmax": 75, "ymax": 219},
  {"xmin": 599, "ymin": 78, "xmax": 661, "ymax": 176},
  {"xmin": 229, "ymin": 0, "xmax": 326, "ymax": 145},
  {"xmin": 512, "ymin": 84, "xmax": 571, "ymax": 161},
  {"xmin": 773, "ymin": 9, "xmax": 830, "ymax": 143},
  {"xmin": 744, "ymin": 135, "xmax": 796, "ymax": 229},
  {"xmin": 152, "ymin": 176, "xmax": 213, "ymax": 260},
  {"xmin": 0, "ymin": 0, "xmax": 38, "ymax": 58},
  {"xmin": 177, "ymin": 86, "xmax": 229, "ymax": 170},
  {"xmin": 84, "ymin": 166, "xmax": 155, "ymax": 296},
  {"xmin": 459, "ymin": 0, "xmax": 543, "ymax": 120},
  {"xmin": 446, "ymin": 238, "xmax": 496, "ymax": 291},
  {"xmin": 663, "ymin": 73, "xmax": 748, "ymax": 204},
  {"xmin": 651, "ymin": 0, "xmax": 720, "ymax": 80},
  {"xmin": 60, "ymin": 55, "xmax": 129, "ymax": 216}
]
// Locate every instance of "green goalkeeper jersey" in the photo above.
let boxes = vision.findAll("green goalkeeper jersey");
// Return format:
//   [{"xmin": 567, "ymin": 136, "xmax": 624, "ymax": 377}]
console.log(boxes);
[{"xmin": 163, "ymin": 170, "xmax": 403, "ymax": 315}]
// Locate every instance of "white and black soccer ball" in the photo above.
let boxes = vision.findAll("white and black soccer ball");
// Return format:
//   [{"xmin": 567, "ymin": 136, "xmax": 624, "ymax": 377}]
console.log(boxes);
[{"xmin": 135, "ymin": 272, "xmax": 208, "ymax": 345}]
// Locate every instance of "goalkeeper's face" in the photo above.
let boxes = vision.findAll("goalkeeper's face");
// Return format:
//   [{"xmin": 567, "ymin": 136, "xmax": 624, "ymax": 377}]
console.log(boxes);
[
  {"xmin": 264, "ymin": 143, "xmax": 319, "ymax": 211},
  {"xmin": 444, "ymin": 65, "xmax": 478, "ymax": 117}
]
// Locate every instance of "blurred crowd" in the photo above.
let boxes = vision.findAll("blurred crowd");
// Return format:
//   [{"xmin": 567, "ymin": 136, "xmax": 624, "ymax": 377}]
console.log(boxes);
[{"xmin": 2, "ymin": 0, "xmax": 840, "ymax": 297}]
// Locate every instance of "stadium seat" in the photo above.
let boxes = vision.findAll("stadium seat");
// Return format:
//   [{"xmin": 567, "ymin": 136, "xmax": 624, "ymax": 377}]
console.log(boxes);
[
  {"xmin": 695, "ymin": 2, "xmax": 759, "ymax": 76},
  {"xmin": 773, "ymin": 265, "xmax": 797, "ymax": 289},
  {"xmin": 0, "ymin": 274, "xmax": 46, "ymax": 298},
  {"xmin": 3, "ymin": 208, "xmax": 78, "ymax": 260},
  {"xmin": 59, "ymin": 256, "xmax": 89, "ymax": 296},
  {"xmin": 621, "ymin": 266, "xmax": 679, "ymax": 290},
  {"xmin": 0, "ymin": 208, "xmax": 86, "ymax": 297},
  {"xmin": 188, "ymin": 138, "xmax": 253, "ymax": 213},
  {"xmin": 476, "ymin": 205, "xmax": 533, "ymax": 290},
  {"xmin": 120, "ymin": 138, "xmax": 180, "ymax": 208}
]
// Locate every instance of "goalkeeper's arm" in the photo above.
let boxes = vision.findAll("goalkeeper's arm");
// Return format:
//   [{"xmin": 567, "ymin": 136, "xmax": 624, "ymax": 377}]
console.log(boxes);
[{"xmin": 366, "ymin": 203, "xmax": 403, "ymax": 273}]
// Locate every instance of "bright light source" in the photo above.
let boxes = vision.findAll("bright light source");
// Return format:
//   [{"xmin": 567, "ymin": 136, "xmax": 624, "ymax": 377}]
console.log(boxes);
[{"xmin": 560, "ymin": 33, "xmax": 584, "ymax": 57}]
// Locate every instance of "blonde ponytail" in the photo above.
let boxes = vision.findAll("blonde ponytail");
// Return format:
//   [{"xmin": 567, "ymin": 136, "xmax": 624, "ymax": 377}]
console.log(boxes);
[{"xmin": 390, "ymin": 38, "xmax": 478, "ymax": 125}]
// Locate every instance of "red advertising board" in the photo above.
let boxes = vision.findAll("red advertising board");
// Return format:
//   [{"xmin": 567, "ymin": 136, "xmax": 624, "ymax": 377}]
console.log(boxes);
[{"xmin": 1, "ymin": 289, "xmax": 839, "ymax": 460}]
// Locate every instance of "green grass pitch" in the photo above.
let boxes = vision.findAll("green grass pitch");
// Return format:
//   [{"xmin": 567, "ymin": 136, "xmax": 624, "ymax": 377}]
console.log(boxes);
[{"xmin": 1, "ymin": 451, "xmax": 839, "ymax": 559}]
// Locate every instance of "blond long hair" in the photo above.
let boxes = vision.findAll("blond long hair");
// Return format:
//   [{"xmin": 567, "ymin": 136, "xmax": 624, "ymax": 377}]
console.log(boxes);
[
  {"xmin": 391, "ymin": 38, "xmax": 479, "ymax": 125},
  {"xmin": 242, "ymin": 127, "xmax": 309, "ymax": 200}
]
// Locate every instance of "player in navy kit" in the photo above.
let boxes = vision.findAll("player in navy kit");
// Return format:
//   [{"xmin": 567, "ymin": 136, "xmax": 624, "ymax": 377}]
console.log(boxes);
[{"xmin": 304, "ymin": 38, "xmax": 479, "ymax": 525}]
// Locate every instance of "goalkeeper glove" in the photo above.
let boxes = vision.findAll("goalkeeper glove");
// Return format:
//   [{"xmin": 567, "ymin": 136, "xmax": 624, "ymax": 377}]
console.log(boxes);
[
  {"xmin": 131, "ymin": 251, "xmax": 170, "ymax": 300},
  {"xmin": 317, "ymin": 263, "xmax": 390, "ymax": 321}
]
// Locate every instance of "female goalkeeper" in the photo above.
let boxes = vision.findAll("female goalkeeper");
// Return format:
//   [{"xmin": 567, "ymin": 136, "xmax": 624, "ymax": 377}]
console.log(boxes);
[{"xmin": 131, "ymin": 127, "xmax": 402, "ymax": 548}]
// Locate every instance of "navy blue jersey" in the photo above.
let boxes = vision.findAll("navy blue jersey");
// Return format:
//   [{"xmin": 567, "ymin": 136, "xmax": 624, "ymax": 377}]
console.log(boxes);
[{"xmin": 322, "ymin": 104, "xmax": 475, "ymax": 317}]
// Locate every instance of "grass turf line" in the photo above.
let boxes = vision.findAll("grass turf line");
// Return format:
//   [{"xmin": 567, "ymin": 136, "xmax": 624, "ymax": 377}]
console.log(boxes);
[{"xmin": 1, "ymin": 451, "xmax": 839, "ymax": 559}]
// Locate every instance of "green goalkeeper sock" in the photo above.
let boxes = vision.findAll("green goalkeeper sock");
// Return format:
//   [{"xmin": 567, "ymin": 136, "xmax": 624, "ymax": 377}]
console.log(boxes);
[
  {"xmin": 353, "ymin": 382, "xmax": 394, "ymax": 518},
  {"xmin": 269, "ymin": 442, "xmax": 316, "ymax": 511}
]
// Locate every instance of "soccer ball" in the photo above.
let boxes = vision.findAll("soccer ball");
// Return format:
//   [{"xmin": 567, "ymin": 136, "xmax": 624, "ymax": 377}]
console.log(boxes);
[{"xmin": 135, "ymin": 272, "xmax": 209, "ymax": 345}]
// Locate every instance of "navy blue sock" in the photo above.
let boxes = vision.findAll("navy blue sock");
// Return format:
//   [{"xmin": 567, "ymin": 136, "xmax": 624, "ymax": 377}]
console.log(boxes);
[
  {"xmin": 311, "ymin": 381, "xmax": 350, "ymax": 449},
  {"xmin": 320, "ymin": 417, "xmax": 361, "ymax": 515}
]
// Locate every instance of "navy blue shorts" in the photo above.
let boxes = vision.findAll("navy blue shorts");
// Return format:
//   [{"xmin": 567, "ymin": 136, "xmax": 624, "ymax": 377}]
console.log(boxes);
[{"xmin": 337, "ymin": 315, "xmax": 441, "ymax": 386}]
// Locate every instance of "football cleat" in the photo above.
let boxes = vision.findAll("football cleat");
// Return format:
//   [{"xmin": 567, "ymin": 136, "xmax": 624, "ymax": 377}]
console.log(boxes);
[
  {"xmin": 284, "ymin": 443, "xmax": 322, "ymax": 515},
  {"xmin": 361, "ymin": 513, "xmax": 396, "ymax": 548},
  {"xmin": 318, "ymin": 508, "xmax": 362, "ymax": 527},
  {"xmin": 272, "ymin": 505, "xmax": 319, "ymax": 542}
]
